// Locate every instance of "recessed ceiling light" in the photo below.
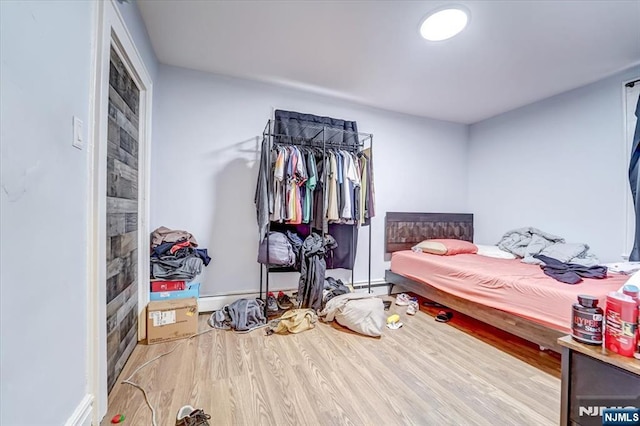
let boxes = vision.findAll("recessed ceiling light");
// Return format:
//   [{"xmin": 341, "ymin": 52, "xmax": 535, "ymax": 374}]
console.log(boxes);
[{"xmin": 420, "ymin": 7, "xmax": 469, "ymax": 41}]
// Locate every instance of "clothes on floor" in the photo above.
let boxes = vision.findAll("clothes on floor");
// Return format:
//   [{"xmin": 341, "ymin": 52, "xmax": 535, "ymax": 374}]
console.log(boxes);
[
  {"xmin": 267, "ymin": 309, "xmax": 317, "ymax": 335},
  {"xmin": 323, "ymin": 277, "xmax": 351, "ymax": 305},
  {"xmin": 208, "ymin": 298, "xmax": 266, "ymax": 332},
  {"xmin": 533, "ymin": 254, "xmax": 608, "ymax": 284}
]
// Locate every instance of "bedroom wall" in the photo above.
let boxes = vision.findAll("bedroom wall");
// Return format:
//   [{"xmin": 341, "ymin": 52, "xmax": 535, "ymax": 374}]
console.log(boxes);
[
  {"xmin": 151, "ymin": 64, "xmax": 469, "ymax": 296},
  {"xmin": 0, "ymin": 1, "xmax": 94, "ymax": 424},
  {"xmin": 1, "ymin": 1, "xmax": 157, "ymax": 424},
  {"xmin": 468, "ymin": 65, "xmax": 640, "ymax": 262}
]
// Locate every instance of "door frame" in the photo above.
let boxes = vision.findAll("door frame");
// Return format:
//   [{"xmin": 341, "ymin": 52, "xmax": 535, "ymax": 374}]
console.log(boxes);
[{"xmin": 87, "ymin": 0, "xmax": 152, "ymax": 422}]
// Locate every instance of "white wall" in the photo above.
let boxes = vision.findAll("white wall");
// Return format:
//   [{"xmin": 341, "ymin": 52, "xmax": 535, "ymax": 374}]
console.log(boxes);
[
  {"xmin": 0, "ymin": 1, "xmax": 95, "ymax": 424},
  {"xmin": 0, "ymin": 1, "xmax": 158, "ymax": 424},
  {"xmin": 468, "ymin": 66, "xmax": 640, "ymax": 262},
  {"xmin": 152, "ymin": 65, "xmax": 469, "ymax": 295}
]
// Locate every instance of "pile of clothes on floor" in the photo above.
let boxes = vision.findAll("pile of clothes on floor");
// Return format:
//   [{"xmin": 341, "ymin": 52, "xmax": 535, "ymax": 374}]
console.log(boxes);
[{"xmin": 150, "ymin": 226, "xmax": 211, "ymax": 281}]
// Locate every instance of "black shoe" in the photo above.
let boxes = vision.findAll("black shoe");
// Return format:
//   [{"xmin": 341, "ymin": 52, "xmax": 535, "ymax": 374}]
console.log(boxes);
[{"xmin": 176, "ymin": 406, "xmax": 211, "ymax": 426}]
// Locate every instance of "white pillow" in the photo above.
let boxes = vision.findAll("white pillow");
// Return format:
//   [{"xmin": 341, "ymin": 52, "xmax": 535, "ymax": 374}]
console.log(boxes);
[
  {"xmin": 622, "ymin": 269, "xmax": 640, "ymax": 289},
  {"xmin": 476, "ymin": 244, "xmax": 517, "ymax": 260}
]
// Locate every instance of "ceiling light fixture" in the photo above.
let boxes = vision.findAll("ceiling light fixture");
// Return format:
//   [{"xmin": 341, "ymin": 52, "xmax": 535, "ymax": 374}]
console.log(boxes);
[{"xmin": 420, "ymin": 7, "xmax": 469, "ymax": 41}]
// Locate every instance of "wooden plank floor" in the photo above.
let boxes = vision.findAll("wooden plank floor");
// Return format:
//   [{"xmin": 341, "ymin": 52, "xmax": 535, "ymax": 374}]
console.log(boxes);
[{"xmin": 104, "ymin": 297, "xmax": 561, "ymax": 426}]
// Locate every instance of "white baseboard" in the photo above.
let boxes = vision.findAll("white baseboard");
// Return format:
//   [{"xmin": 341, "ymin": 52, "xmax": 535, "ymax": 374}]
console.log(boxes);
[
  {"xmin": 65, "ymin": 394, "xmax": 93, "ymax": 426},
  {"xmin": 198, "ymin": 279, "xmax": 388, "ymax": 312}
]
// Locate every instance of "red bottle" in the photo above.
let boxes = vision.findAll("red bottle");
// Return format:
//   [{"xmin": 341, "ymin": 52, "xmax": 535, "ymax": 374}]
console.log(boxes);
[
  {"xmin": 622, "ymin": 284, "xmax": 640, "ymax": 359},
  {"xmin": 605, "ymin": 292, "xmax": 638, "ymax": 357}
]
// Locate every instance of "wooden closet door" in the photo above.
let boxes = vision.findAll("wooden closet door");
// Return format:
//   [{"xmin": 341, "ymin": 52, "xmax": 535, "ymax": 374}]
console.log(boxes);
[{"xmin": 106, "ymin": 46, "xmax": 140, "ymax": 392}]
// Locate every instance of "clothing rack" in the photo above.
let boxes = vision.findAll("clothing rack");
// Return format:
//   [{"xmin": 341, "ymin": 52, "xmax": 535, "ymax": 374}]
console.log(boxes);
[{"xmin": 258, "ymin": 119, "xmax": 374, "ymax": 315}]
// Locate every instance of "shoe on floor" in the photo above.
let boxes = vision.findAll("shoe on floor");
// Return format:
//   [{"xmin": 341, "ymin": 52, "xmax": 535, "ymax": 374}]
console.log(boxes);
[
  {"xmin": 407, "ymin": 299, "xmax": 419, "ymax": 315},
  {"xmin": 395, "ymin": 293, "xmax": 411, "ymax": 306},
  {"xmin": 267, "ymin": 292, "xmax": 279, "ymax": 312},
  {"xmin": 176, "ymin": 406, "xmax": 211, "ymax": 426},
  {"xmin": 277, "ymin": 291, "xmax": 293, "ymax": 310},
  {"xmin": 435, "ymin": 311, "xmax": 454, "ymax": 323},
  {"xmin": 386, "ymin": 313, "xmax": 403, "ymax": 329}
]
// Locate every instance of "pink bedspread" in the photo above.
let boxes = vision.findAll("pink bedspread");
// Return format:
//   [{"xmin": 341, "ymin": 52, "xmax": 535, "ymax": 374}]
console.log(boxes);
[{"xmin": 390, "ymin": 250, "xmax": 629, "ymax": 333}]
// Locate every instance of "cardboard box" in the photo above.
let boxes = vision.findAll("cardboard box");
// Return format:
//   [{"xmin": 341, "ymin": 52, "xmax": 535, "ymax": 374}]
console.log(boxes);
[
  {"xmin": 146, "ymin": 297, "xmax": 198, "ymax": 344},
  {"xmin": 149, "ymin": 282, "xmax": 200, "ymax": 302}
]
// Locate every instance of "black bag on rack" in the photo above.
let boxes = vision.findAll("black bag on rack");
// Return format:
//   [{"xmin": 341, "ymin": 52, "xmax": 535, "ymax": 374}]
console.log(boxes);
[{"xmin": 274, "ymin": 110, "xmax": 359, "ymax": 148}]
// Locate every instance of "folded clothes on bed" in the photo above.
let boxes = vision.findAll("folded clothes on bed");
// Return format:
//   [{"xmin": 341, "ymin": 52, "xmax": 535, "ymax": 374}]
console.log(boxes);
[
  {"xmin": 498, "ymin": 227, "xmax": 599, "ymax": 266},
  {"xmin": 533, "ymin": 254, "xmax": 607, "ymax": 284}
]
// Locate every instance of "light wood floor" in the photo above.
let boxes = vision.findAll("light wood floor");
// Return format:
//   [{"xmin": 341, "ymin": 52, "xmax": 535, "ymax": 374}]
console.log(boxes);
[{"xmin": 104, "ymin": 298, "xmax": 561, "ymax": 426}]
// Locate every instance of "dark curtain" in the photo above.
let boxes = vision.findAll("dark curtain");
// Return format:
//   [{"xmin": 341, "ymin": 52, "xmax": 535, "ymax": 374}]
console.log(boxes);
[{"xmin": 629, "ymin": 93, "xmax": 640, "ymax": 261}]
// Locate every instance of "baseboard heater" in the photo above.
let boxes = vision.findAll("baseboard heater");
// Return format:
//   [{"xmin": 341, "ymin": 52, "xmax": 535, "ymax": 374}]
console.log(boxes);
[{"xmin": 197, "ymin": 280, "xmax": 388, "ymax": 312}]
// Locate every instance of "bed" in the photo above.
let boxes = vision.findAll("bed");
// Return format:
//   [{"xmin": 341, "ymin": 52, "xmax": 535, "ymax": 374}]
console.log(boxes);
[{"xmin": 384, "ymin": 212, "xmax": 629, "ymax": 353}]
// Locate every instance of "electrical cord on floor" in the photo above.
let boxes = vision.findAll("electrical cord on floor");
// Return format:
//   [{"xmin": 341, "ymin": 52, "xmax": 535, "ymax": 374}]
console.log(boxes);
[
  {"xmin": 121, "ymin": 319, "xmax": 273, "ymax": 426},
  {"xmin": 121, "ymin": 327, "xmax": 216, "ymax": 426}
]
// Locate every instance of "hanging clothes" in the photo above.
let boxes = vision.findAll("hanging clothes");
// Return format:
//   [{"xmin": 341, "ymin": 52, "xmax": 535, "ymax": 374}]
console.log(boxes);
[
  {"xmin": 312, "ymin": 156, "xmax": 325, "ymax": 231},
  {"xmin": 255, "ymin": 137, "xmax": 271, "ymax": 241},
  {"xmin": 358, "ymin": 149, "xmax": 376, "ymax": 225},
  {"xmin": 304, "ymin": 151, "xmax": 317, "ymax": 224},
  {"xmin": 271, "ymin": 146, "xmax": 286, "ymax": 223},
  {"xmin": 262, "ymin": 144, "xmax": 375, "ymax": 231},
  {"xmin": 327, "ymin": 152, "xmax": 340, "ymax": 221}
]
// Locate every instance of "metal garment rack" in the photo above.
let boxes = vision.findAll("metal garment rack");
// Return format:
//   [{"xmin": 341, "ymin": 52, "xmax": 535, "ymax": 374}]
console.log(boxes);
[{"xmin": 258, "ymin": 119, "xmax": 374, "ymax": 314}]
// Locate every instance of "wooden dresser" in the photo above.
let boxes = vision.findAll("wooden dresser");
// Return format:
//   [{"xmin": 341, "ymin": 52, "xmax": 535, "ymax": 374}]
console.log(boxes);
[{"xmin": 558, "ymin": 335, "xmax": 640, "ymax": 426}]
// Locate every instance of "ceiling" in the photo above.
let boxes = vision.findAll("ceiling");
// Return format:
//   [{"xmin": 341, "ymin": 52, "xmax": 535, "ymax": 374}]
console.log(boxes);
[{"xmin": 138, "ymin": 0, "xmax": 640, "ymax": 124}]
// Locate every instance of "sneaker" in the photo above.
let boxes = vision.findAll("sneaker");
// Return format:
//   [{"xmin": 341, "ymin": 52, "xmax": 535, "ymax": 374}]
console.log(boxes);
[
  {"xmin": 267, "ymin": 292, "xmax": 279, "ymax": 312},
  {"xmin": 395, "ymin": 293, "xmax": 411, "ymax": 306},
  {"xmin": 407, "ymin": 298, "xmax": 419, "ymax": 315},
  {"xmin": 176, "ymin": 406, "xmax": 211, "ymax": 426},
  {"xmin": 277, "ymin": 291, "xmax": 293, "ymax": 309},
  {"xmin": 386, "ymin": 314, "xmax": 403, "ymax": 330}
]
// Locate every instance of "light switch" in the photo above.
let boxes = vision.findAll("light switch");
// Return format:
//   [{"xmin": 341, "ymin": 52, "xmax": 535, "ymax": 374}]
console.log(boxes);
[{"xmin": 72, "ymin": 116, "xmax": 83, "ymax": 150}]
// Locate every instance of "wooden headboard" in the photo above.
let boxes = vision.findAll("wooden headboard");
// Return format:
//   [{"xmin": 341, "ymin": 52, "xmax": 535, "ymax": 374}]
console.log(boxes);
[{"xmin": 385, "ymin": 212, "xmax": 474, "ymax": 253}]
